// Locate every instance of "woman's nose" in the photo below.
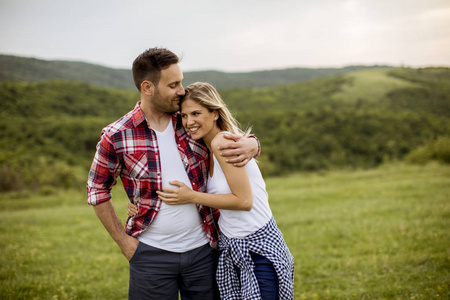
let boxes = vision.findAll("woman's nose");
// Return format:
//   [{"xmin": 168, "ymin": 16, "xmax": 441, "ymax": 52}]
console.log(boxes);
[{"xmin": 186, "ymin": 115, "xmax": 194, "ymax": 125}]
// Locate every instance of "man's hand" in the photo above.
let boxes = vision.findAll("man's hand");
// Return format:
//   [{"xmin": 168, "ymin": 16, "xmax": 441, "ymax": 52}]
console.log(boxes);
[
  {"xmin": 217, "ymin": 133, "xmax": 258, "ymax": 167},
  {"xmin": 119, "ymin": 235, "xmax": 140, "ymax": 261},
  {"xmin": 93, "ymin": 201, "xmax": 139, "ymax": 261}
]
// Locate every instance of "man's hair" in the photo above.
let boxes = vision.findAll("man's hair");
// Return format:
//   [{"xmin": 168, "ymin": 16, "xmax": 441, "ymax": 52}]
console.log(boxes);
[{"xmin": 132, "ymin": 47, "xmax": 179, "ymax": 91}]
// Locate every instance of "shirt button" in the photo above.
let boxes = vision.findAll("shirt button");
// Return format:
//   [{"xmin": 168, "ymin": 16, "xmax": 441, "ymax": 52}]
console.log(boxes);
[
  {"xmin": 192, "ymin": 182, "xmax": 195, "ymax": 185},
  {"xmin": 157, "ymin": 172, "xmax": 161, "ymax": 176}
]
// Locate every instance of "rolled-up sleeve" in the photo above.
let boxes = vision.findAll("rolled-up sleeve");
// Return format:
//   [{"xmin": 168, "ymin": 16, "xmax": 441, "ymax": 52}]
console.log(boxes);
[{"xmin": 87, "ymin": 131, "xmax": 121, "ymax": 205}]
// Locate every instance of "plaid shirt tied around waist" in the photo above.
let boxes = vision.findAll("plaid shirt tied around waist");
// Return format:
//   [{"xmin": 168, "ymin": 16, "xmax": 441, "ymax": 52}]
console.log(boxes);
[
  {"xmin": 87, "ymin": 102, "xmax": 220, "ymax": 248},
  {"xmin": 217, "ymin": 217, "xmax": 294, "ymax": 299}
]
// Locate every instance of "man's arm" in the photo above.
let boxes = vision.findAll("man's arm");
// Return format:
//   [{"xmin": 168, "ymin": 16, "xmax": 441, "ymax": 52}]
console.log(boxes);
[
  {"xmin": 93, "ymin": 201, "xmax": 139, "ymax": 261},
  {"xmin": 217, "ymin": 133, "xmax": 260, "ymax": 167},
  {"xmin": 88, "ymin": 132, "xmax": 138, "ymax": 260}
]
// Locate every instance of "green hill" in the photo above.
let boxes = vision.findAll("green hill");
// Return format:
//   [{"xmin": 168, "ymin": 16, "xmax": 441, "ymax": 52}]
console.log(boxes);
[
  {"xmin": 181, "ymin": 65, "xmax": 390, "ymax": 89},
  {"xmin": 0, "ymin": 67, "xmax": 449, "ymax": 192},
  {"xmin": 332, "ymin": 68, "xmax": 418, "ymax": 103},
  {"xmin": 218, "ymin": 68, "xmax": 450, "ymax": 173},
  {"xmin": 0, "ymin": 55, "xmax": 134, "ymax": 90},
  {"xmin": 0, "ymin": 54, "xmax": 389, "ymax": 89}
]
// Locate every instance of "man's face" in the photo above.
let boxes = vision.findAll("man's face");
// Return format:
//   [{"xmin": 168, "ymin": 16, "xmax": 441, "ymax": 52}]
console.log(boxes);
[{"xmin": 151, "ymin": 64, "xmax": 185, "ymax": 113}]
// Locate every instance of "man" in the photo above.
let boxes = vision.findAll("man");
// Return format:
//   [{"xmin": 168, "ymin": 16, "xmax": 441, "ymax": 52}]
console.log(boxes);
[{"xmin": 87, "ymin": 47, "xmax": 259, "ymax": 299}]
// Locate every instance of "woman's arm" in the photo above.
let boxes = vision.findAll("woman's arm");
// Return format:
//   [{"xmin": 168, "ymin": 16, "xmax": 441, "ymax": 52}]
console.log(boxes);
[
  {"xmin": 156, "ymin": 133, "xmax": 253, "ymax": 211},
  {"xmin": 157, "ymin": 182, "xmax": 252, "ymax": 211}
]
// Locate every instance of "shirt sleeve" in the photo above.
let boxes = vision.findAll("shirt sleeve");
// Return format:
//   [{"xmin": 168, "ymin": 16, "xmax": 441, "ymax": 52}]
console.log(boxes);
[
  {"xmin": 249, "ymin": 135, "xmax": 261, "ymax": 158},
  {"xmin": 86, "ymin": 131, "xmax": 121, "ymax": 205}
]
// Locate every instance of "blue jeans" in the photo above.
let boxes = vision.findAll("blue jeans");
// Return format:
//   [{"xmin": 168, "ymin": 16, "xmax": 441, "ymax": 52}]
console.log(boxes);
[
  {"xmin": 129, "ymin": 242, "xmax": 219, "ymax": 300},
  {"xmin": 236, "ymin": 252, "xmax": 279, "ymax": 300}
]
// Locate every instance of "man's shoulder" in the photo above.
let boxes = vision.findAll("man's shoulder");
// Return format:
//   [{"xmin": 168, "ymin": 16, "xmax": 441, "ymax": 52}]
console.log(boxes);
[
  {"xmin": 102, "ymin": 113, "xmax": 133, "ymax": 136},
  {"xmin": 101, "ymin": 105, "xmax": 143, "ymax": 137}
]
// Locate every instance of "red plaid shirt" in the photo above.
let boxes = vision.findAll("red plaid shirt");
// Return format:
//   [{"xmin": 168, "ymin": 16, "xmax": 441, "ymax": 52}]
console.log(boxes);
[{"xmin": 87, "ymin": 102, "xmax": 220, "ymax": 248}]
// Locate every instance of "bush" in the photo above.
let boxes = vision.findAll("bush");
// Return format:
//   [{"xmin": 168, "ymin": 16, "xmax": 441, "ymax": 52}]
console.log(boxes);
[
  {"xmin": 405, "ymin": 136, "xmax": 450, "ymax": 164},
  {"xmin": 0, "ymin": 157, "xmax": 87, "ymax": 193},
  {"xmin": 0, "ymin": 164, "xmax": 24, "ymax": 192}
]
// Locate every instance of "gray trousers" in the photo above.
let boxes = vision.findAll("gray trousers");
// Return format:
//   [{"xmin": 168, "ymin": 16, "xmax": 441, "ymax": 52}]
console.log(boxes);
[{"xmin": 128, "ymin": 242, "xmax": 219, "ymax": 300}]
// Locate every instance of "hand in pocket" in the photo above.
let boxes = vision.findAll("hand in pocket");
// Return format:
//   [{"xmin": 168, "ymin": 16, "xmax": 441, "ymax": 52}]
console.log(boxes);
[{"xmin": 121, "ymin": 236, "xmax": 140, "ymax": 261}]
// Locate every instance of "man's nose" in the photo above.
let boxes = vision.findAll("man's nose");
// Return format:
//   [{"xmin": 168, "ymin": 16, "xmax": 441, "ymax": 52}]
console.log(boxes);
[{"xmin": 177, "ymin": 85, "xmax": 185, "ymax": 95}]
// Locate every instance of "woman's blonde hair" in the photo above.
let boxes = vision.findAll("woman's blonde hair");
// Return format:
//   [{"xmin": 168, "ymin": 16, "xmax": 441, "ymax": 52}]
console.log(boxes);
[{"xmin": 183, "ymin": 82, "xmax": 246, "ymax": 135}]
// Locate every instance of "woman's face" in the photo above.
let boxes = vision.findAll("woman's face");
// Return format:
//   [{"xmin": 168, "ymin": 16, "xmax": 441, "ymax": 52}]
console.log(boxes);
[{"xmin": 180, "ymin": 98, "xmax": 218, "ymax": 141}]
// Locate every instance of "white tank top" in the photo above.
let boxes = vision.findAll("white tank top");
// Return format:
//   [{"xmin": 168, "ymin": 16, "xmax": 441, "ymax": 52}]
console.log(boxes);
[
  {"xmin": 138, "ymin": 122, "xmax": 209, "ymax": 252},
  {"xmin": 207, "ymin": 153, "xmax": 272, "ymax": 238}
]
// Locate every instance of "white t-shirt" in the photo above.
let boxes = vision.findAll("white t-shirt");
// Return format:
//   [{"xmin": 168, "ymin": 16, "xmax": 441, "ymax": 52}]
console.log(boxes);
[
  {"xmin": 207, "ymin": 153, "xmax": 272, "ymax": 238},
  {"xmin": 138, "ymin": 122, "xmax": 209, "ymax": 252}
]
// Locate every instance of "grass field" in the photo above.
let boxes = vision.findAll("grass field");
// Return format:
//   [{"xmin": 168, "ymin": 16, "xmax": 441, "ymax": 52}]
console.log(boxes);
[
  {"xmin": 332, "ymin": 68, "xmax": 418, "ymax": 103},
  {"xmin": 0, "ymin": 162, "xmax": 449, "ymax": 299}
]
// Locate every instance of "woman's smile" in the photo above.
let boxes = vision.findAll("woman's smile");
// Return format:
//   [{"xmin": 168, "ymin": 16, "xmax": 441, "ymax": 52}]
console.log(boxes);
[{"xmin": 188, "ymin": 125, "xmax": 200, "ymax": 133}]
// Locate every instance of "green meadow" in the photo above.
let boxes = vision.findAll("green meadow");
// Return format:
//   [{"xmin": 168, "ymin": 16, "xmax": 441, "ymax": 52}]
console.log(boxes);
[
  {"xmin": 332, "ymin": 68, "xmax": 418, "ymax": 103},
  {"xmin": 1, "ymin": 162, "xmax": 448, "ymax": 299}
]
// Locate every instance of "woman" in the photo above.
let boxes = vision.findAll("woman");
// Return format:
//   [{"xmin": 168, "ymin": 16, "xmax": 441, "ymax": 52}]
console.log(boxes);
[{"xmin": 129, "ymin": 82, "xmax": 294, "ymax": 299}]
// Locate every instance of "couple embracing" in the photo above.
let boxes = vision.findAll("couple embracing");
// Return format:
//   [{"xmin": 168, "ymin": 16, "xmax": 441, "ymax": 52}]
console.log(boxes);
[{"xmin": 87, "ymin": 47, "xmax": 294, "ymax": 299}]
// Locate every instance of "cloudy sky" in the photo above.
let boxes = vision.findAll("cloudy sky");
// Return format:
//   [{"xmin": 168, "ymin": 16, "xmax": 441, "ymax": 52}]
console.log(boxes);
[{"xmin": 1, "ymin": 0, "xmax": 449, "ymax": 72}]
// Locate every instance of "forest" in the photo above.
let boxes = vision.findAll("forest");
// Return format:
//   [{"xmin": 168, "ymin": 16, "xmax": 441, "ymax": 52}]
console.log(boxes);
[{"xmin": 0, "ymin": 56, "xmax": 449, "ymax": 192}]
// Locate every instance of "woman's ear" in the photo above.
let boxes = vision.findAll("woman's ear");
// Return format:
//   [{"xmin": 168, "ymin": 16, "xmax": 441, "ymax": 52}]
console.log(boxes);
[
  {"xmin": 141, "ymin": 80, "xmax": 154, "ymax": 96},
  {"xmin": 213, "ymin": 111, "xmax": 219, "ymax": 121}
]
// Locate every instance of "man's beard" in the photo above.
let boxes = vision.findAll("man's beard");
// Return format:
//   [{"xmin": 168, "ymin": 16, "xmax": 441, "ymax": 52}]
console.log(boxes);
[{"xmin": 152, "ymin": 88, "xmax": 180, "ymax": 113}]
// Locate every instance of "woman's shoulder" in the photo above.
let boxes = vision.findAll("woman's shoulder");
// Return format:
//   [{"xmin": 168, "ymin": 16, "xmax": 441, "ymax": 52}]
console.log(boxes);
[
  {"xmin": 211, "ymin": 131, "xmax": 232, "ymax": 145},
  {"xmin": 211, "ymin": 132, "xmax": 234, "ymax": 153}
]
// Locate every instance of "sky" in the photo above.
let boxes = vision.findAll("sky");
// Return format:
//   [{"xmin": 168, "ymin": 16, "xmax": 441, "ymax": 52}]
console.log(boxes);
[{"xmin": 1, "ymin": 0, "xmax": 449, "ymax": 72}]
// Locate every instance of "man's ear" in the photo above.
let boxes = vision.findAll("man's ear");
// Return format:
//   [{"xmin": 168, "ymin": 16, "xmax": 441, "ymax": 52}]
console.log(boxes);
[{"xmin": 141, "ymin": 80, "xmax": 154, "ymax": 96}]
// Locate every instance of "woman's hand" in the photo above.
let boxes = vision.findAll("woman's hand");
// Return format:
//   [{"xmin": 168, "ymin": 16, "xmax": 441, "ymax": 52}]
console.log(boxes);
[
  {"xmin": 157, "ymin": 180, "xmax": 194, "ymax": 205},
  {"xmin": 127, "ymin": 201, "xmax": 138, "ymax": 217}
]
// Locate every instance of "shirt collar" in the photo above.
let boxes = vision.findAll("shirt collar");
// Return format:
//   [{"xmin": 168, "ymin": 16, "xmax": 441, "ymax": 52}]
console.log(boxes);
[
  {"xmin": 131, "ymin": 101, "xmax": 147, "ymax": 128},
  {"xmin": 131, "ymin": 101, "xmax": 181, "ymax": 130}
]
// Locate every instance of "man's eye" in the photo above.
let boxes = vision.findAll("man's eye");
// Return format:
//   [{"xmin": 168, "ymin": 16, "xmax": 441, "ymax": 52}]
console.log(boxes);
[{"xmin": 181, "ymin": 114, "xmax": 186, "ymax": 118}]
